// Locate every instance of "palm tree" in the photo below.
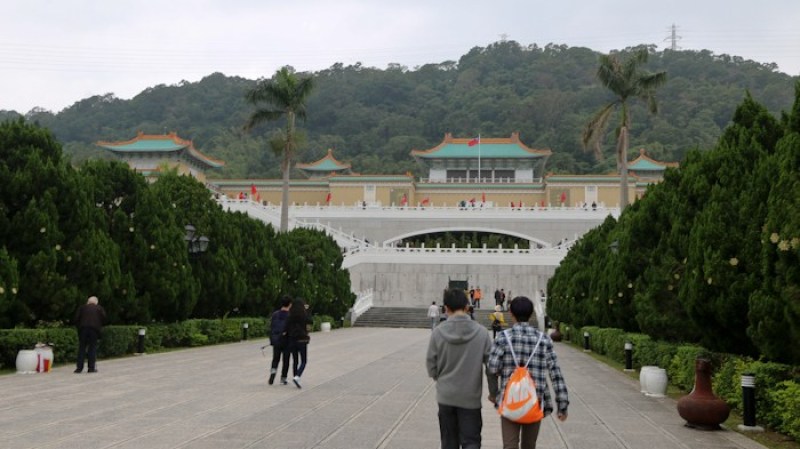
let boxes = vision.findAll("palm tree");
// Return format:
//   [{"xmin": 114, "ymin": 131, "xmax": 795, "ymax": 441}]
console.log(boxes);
[
  {"xmin": 244, "ymin": 67, "xmax": 315, "ymax": 232},
  {"xmin": 582, "ymin": 48, "xmax": 667, "ymax": 209}
]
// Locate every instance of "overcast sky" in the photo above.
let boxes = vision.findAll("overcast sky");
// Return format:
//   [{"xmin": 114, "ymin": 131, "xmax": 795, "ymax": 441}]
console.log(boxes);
[{"xmin": 1, "ymin": 0, "xmax": 798, "ymax": 114}]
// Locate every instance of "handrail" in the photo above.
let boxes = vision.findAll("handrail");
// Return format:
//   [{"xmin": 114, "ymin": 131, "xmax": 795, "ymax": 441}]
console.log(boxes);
[{"xmin": 350, "ymin": 288, "xmax": 374, "ymax": 324}]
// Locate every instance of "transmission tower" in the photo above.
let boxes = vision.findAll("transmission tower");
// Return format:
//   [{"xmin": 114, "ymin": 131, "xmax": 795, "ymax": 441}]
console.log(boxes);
[{"xmin": 664, "ymin": 24, "xmax": 681, "ymax": 50}]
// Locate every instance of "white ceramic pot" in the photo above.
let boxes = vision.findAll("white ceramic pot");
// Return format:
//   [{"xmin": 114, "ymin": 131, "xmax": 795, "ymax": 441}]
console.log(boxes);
[
  {"xmin": 16, "ymin": 350, "xmax": 38, "ymax": 374},
  {"xmin": 320, "ymin": 322, "xmax": 331, "ymax": 332},
  {"xmin": 646, "ymin": 368, "xmax": 669, "ymax": 398},
  {"xmin": 639, "ymin": 366, "xmax": 657, "ymax": 393}
]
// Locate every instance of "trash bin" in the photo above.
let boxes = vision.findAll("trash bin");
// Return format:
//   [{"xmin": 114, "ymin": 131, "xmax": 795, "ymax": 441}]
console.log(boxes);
[{"xmin": 35, "ymin": 343, "xmax": 54, "ymax": 372}]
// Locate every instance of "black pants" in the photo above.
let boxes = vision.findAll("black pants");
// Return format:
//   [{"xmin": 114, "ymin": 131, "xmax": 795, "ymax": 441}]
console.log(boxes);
[
  {"xmin": 76, "ymin": 327, "xmax": 100, "ymax": 371},
  {"xmin": 438, "ymin": 403, "xmax": 482, "ymax": 449},
  {"xmin": 271, "ymin": 342, "xmax": 290, "ymax": 378},
  {"xmin": 290, "ymin": 341, "xmax": 308, "ymax": 377}
]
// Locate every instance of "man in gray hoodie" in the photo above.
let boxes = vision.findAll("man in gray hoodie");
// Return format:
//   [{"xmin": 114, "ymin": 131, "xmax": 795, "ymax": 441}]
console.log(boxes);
[{"xmin": 426, "ymin": 288, "xmax": 498, "ymax": 449}]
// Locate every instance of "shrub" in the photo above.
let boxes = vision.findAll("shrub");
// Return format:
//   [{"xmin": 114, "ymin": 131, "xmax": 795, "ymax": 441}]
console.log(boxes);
[
  {"xmin": 97, "ymin": 326, "xmax": 137, "ymax": 359},
  {"xmin": 770, "ymin": 380, "xmax": 800, "ymax": 440},
  {"xmin": 667, "ymin": 345, "xmax": 708, "ymax": 391}
]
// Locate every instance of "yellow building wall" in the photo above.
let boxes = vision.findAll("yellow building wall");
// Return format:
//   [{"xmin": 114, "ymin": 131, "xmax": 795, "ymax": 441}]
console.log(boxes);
[
  {"xmin": 329, "ymin": 186, "xmax": 364, "ymax": 205},
  {"xmin": 216, "ymin": 180, "xmax": 650, "ymax": 208}
]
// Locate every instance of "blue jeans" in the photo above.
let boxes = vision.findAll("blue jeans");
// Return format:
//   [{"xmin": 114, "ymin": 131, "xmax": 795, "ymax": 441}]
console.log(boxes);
[
  {"xmin": 290, "ymin": 341, "xmax": 308, "ymax": 377},
  {"xmin": 438, "ymin": 404, "xmax": 482, "ymax": 449}
]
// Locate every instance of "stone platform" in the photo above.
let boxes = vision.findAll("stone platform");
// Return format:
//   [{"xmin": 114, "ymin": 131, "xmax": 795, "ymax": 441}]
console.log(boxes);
[{"xmin": 0, "ymin": 328, "xmax": 765, "ymax": 448}]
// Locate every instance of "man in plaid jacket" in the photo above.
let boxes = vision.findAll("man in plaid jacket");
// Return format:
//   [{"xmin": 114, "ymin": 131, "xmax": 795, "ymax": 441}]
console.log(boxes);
[{"xmin": 487, "ymin": 296, "xmax": 569, "ymax": 448}]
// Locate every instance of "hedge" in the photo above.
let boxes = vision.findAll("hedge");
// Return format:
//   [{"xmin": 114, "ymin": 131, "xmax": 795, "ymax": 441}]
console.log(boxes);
[
  {"xmin": 0, "ymin": 315, "xmax": 351, "ymax": 371},
  {"xmin": 558, "ymin": 322, "xmax": 800, "ymax": 439},
  {"xmin": 0, "ymin": 317, "xmax": 271, "ymax": 369}
]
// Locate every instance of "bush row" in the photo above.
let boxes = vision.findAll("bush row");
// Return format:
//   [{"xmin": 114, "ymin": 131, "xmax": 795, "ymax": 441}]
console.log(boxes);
[
  {"xmin": 558, "ymin": 323, "xmax": 800, "ymax": 440},
  {"xmin": 1, "ymin": 315, "xmax": 339, "ymax": 370}
]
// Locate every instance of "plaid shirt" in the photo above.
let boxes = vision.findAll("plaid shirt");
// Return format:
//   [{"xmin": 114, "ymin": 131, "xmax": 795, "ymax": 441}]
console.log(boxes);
[{"xmin": 487, "ymin": 323, "xmax": 569, "ymax": 415}]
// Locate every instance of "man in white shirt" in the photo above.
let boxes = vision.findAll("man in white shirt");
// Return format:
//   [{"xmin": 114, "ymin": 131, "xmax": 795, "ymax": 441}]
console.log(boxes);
[{"xmin": 427, "ymin": 301, "xmax": 440, "ymax": 330}]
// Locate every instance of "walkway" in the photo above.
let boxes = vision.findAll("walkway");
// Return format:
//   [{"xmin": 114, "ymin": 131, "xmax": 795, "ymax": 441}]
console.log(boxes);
[{"xmin": 0, "ymin": 328, "xmax": 765, "ymax": 449}]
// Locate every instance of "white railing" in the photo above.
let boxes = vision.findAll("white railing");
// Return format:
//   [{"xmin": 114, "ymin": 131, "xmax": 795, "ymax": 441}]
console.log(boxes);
[
  {"xmin": 301, "ymin": 220, "xmax": 375, "ymax": 250},
  {"xmin": 345, "ymin": 244, "xmax": 570, "ymax": 257},
  {"xmin": 218, "ymin": 197, "xmax": 619, "ymax": 218},
  {"xmin": 350, "ymin": 288, "xmax": 374, "ymax": 324},
  {"xmin": 341, "ymin": 245, "xmax": 569, "ymax": 269},
  {"xmin": 417, "ymin": 177, "xmax": 543, "ymax": 184}
]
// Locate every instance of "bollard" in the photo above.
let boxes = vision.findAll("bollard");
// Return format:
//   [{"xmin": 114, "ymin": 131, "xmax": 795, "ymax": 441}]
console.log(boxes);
[
  {"xmin": 137, "ymin": 328, "xmax": 146, "ymax": 354},
  {"xmin": 624, "ymin": 342, "xmax": 634, "ymax": 371},
  {"xmin": 737, "ymin": 373, "xmax": 764, "ymax": 432},
  {"xmin": 242, "ymin": 322, "xmax": 249, "ymax": 341},
  {"xmin": 583, "ymin": 332, "xmax": 591, "ymax": 352}
]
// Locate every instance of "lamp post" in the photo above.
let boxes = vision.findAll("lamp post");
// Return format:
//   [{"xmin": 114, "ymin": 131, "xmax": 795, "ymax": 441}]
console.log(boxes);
[
  {"xmin": 624, "ymin": 342, "xmax": 634, "ymax": 371},
  {"xmin": 136, "ymin": 328, "xmax": 146, "ymax": 355},
  {"xmin": 185, "ymin": 224, "xmax": 210, "ymax": 255}
]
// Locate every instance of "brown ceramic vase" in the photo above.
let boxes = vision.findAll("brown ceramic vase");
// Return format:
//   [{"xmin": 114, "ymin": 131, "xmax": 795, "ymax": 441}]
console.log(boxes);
[
  {"xmin": 550, "ymin": 321, "xmax": 562, "ymax": 342},
  {"xmin": 676, "ymin": 357, "xmax": 730, "ymax": 430}
]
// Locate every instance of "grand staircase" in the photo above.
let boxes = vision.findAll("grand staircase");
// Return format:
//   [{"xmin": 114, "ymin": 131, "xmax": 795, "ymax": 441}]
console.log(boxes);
[{"xmin": 353, "ymin": 306, "xmax": 510, "ymax": 329}]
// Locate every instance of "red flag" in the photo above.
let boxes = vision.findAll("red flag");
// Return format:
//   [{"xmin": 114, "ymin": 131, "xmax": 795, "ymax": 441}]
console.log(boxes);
[
  {"xmin": 540, "ymin": 200, "xmax": 545, "ymax": 207},
  {"xmin": 325, "ymin": 192, "xmax": 332, "ymax": 203},
  {"xmin": 421, "ymin": 197, "xmax": 430, "ymax": 204},
  {"xmin": 401, "ymin": 194, "xmax": 408, "ymax": 205},
  {"xmin": 467, "ymin": 137, "xmax": 480, "ymax": 147},
  {"xmin": 481, "ymin": 192, "xmax": 486, "ymax": 203},
  {"xmin": 251, "ymin": 184, "xmax": 257, "ymax": 196},
  {"xmin": 560, "ymin": 192, "xmax": 567, "ymax": 203}
]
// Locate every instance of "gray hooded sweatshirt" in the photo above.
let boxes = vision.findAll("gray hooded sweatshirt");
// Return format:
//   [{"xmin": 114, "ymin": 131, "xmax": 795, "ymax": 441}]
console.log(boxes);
[{"xmin": 426, "ymin": 314, "xmax": 498, "ymax": 409}]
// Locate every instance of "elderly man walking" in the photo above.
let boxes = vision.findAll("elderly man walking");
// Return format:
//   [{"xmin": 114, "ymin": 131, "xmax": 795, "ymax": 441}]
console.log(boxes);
[{"xmin": 74, "ymin": 296, "xmax": 106, "ymax": 373}]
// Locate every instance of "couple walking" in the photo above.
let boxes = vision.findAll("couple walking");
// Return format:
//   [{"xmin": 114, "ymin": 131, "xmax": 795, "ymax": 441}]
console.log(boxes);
[
  {"xmin": 268, "ymin": 296, "xmax": 312, "ymax": 388},
  {"xmin": 427, "ymin": 289, "xmax": 569, "ymax": 448}
]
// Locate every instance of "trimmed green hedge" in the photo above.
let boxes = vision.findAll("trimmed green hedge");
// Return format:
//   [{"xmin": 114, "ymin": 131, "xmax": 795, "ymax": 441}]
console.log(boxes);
[
  {"xmin": 0, "ymin": 315, "xmax": 351, "ymax": 371},
  {"xmin": 559, "ymin": 322, "xmax": 800, "ymax": 439},
  {"xmin": 0, "ymin": 317, "xmax": 269, "ymax": 369}
]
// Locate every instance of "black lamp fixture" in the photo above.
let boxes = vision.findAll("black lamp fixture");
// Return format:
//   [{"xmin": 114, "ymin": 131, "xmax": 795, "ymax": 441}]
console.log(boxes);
[{"xmin": 185, "ymin": 224, "xmax": 210, "ymax": 255}]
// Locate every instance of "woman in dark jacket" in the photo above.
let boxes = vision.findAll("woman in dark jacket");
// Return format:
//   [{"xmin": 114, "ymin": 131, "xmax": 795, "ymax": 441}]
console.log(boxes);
[{"xmin": 287, "ymin": 298, "xmax": 312, "ymax": 388}]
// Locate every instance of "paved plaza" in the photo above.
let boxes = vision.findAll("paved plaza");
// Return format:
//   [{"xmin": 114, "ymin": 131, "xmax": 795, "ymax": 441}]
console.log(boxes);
[{"xmin": 1, "ymin": 327, "xmax": 766, "ymax": 449}]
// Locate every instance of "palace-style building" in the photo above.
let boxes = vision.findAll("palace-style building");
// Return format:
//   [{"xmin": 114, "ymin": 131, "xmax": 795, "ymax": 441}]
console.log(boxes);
[{"xmin": 99, "ymin": 131, "xmax": 677, "ymax": 208}]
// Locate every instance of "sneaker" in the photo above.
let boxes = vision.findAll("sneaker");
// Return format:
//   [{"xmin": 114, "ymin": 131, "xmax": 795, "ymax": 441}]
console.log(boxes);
[
  {"xmin": 292, "ymin": 376, "xmax": 301, "ymax": 389},
  {"xmin": 280, "ymin": 378, "xmax": 288, "ymax": 385},
  {"xmin": 268, "ymin": 369, "xmax": 277, "ymax": 385},
  {"xmin": 73, "ymin": 369, "xmax": 82, "ymax": 374},
  {"xmin": 88, "ymin": 369, "xmax": 98, "ymax": 373}
]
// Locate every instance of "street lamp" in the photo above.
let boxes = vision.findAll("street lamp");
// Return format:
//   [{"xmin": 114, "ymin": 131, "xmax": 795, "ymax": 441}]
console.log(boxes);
[{"xmin": 185, "ymin": 224, "xmax": 210, "ymax": 255}]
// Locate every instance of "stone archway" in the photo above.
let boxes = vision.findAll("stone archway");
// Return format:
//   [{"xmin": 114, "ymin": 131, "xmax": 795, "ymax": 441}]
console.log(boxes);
[{"xmin": 383, "ymin": 226, "xmax": 552, "ymax": 249}]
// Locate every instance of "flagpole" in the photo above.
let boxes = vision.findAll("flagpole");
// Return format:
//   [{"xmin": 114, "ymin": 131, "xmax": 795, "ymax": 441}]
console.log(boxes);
[{"xmin": 477, "ymin": 133, "xmax": 481, "ymax": 184}]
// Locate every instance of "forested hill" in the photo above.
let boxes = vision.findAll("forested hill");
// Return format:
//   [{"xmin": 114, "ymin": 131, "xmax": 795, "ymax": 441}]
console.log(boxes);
[{"xmin": 2, "ymin": 41, "xmax": 797, "ymax": 178}]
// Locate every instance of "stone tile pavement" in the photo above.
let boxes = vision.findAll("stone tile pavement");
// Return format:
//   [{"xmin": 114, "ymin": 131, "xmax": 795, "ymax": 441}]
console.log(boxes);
[{"xmin": 0, "ymin": 327, "xmax": 766, "ymax": 448}]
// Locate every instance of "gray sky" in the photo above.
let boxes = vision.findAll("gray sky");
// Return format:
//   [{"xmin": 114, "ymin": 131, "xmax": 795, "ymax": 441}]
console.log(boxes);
[{"xmin": 2, "ymin": 0, "xmax": 798, "ymax": 114}]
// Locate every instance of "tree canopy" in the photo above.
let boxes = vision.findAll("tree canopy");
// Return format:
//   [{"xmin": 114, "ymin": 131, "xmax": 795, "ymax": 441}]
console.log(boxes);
[
  {"xmin": 548, "ymin": 82, "xmax": 800, "ymax": 364},
  {"xmin": 0, "ymin": 119, "xmax": 354, "ymax": 329}
]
